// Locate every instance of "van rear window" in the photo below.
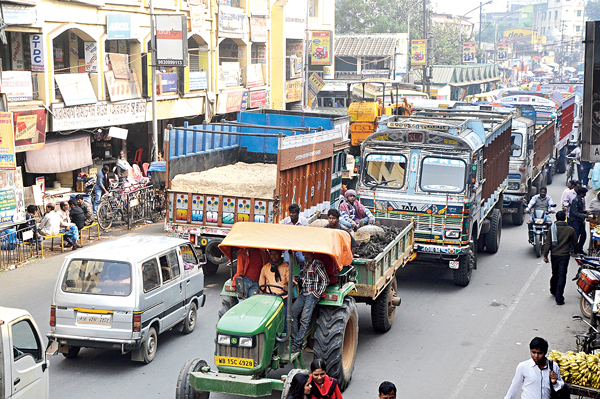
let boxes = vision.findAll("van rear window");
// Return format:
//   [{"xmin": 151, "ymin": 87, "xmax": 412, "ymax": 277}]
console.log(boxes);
[{"xmin": 62, "ymin": 260, "xmax": 132, "ymax": 296}]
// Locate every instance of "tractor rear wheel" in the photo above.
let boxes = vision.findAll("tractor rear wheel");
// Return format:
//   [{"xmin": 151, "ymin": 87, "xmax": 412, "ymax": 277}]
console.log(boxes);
[
  {"xmin": 370, "ymin": 277, "xmax": 398, "ymax": 333},
  {"xmin": 218, "ymin": 296, "xmax": 239, "ymax": 321},
  {"xmin": 176, "ymin": 358, "xmax": 210, "ymax": 399},
  {"xmin": 313, "ymin": 297, "xmax": 358, "ymax": 392}
]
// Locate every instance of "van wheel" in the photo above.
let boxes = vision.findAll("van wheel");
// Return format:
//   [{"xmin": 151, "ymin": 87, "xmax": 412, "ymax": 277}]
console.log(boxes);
[
  {"xmin": 63, "ymin": 346, "xmax": 80, "ymax": 359},
  {"xmin": 183, "ymin": 302, "xmax": 197, "ymax": 334},
  {"xmin": 141, "ymin": 326, "xmax": 158, "ymax": 364},
  {"xmin": 176, "ymin": 358, "xmax": 210, "ymax": 399}
]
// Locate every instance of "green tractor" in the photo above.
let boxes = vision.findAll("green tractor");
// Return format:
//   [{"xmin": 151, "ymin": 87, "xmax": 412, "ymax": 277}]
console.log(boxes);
[{"xmin": 176, "ymin": 222, "xmax": 358, "ymax": 398}]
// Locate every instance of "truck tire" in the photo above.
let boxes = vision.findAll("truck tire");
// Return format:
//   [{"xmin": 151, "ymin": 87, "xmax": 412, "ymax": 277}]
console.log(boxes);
[
  {"xmin": 62, "ymin": 346, "xmax": 80, "ymax": 359},
  {"xmin": 202, "ymin": 262, "xmax": 219, "ymax": 277},
  {"xmin": 183, "ymin": 302, "xmax": 197, "ymax": 334},
  {"xmin": 218, "ymin": 296, "xmax": 239, "ymax": 320},
  {"xmin": 485, "ymin": 209, "xmax": 502, "ymax": 254},
  {"xmin": 313, "ymin": 297, "xmax": 359, "ymax": 392},
  {"xmin": 546, "ymin": 168, "xmax": 553, "ymax": 185},
  {"xmin": 512, "ymin": 202, "xmax": 525, "ymax": 226},
  {"xmin": 176, "ymin": 358, "xmax": 210, "ymax": 399},
  {"xmin": 370, "ymin": 277, "xmax": 398, "ymax": 333},
  {"xmin": 453, "ymin": 240, "xmax": 475, "ymax": 287},
  {"xmin": 581, "ymin": 295, "xmax": 592, "ymax": 319},
  {"xmin": 534, "ymin": 235, "xmax": 542, "ymax": 258},
  {"xmin": 281, "ymin": 369, "xmax": 309, "ymax": 399}
]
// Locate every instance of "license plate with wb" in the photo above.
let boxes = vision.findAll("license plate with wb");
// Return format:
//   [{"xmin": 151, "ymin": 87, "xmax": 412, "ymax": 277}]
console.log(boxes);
[
  {"xmin": 449, "ymin": 260, "xmax": 460, "ymax": 269},
  {"xmin": 214, "ymin": 356, "xmax": 254, "ymax": 368},
  {"xmin": 76, "ymin": 313, "xmax": 112, "ymax": 326}
]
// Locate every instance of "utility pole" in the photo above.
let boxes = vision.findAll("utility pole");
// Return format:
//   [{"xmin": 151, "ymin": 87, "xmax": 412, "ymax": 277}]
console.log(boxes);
[
  {"xmin": 303, "ymin": 0, "xmax": 310, "ymax": 109},
  {"xmin": 423, "ymin": 0, "xmax": 429, "ymax": 96},
  {"xmin": 150, "ymin": 0, "xmax": 158, "ymax": 161},
  {"xmin": 478, "ymin": 1, "xmax": 483, "ymax": 59}
]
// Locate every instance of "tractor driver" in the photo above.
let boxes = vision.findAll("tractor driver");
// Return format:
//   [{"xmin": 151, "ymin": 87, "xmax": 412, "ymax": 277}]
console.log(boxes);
[{"xmin": 258, "ymin": 249, "xmax": 290, "ymax": 297}]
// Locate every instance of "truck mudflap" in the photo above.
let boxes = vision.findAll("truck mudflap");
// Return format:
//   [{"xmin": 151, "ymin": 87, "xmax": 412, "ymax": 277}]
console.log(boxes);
[{"xmin": 189, "ymin": 370, "xmax": 284, "ymax": 397}]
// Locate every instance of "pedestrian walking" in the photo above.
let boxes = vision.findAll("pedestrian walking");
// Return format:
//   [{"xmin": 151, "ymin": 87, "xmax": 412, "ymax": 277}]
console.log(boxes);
[
  {"xmin": 504, "ymin": 337, "xmax": 566, "ymax": 399},
  {"xmin": 94, "ymin": 165, "xmax": 110, "ymax": 215},
  {"xmin": 561, "ymin": 180, "xmax": 577, "ymax": 216},
  {"xmin": 543, "ymin": 211, "xmax": 577, "ymax": 305},
  {"xmin": 569, "ymin": 187, "xmax": 590, "ymax": 254},
  {"xmin": 378, "ymin": 381, "xmax": 396, "ymax": 399},
  {"xmin": 286, "ymin": 372, "xmax": 311, "ymax": 399},
  {"xmin": 309, "ymin": 359, "xmax": 343, "ymax": 399}
]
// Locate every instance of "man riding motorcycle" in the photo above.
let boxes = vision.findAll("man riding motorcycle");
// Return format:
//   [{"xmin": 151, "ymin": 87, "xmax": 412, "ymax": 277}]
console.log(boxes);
[{"xmin": 525, "ymin": 187, "xmax": 555, "ymax": 243}]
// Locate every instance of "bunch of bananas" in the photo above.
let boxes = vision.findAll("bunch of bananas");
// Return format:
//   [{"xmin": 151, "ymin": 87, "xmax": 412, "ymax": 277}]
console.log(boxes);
[{"xmin": 548, "ymin": 350, "xmax": 600, "ymax": 388}]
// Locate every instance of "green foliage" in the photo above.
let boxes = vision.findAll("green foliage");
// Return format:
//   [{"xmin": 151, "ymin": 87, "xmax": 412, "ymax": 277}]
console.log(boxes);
[
  {"xmin": 431, "ymin": 23, "xmax": 464, "ymax": 65},
  {"xmin": 587, "ymin": 0, "xmax": 600, "ymax": 21}
]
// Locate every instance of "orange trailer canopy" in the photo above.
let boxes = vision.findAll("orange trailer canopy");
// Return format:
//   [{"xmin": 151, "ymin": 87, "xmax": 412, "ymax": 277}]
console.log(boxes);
[{"xmin": 218, "ymin": 223, "xmax": 353, "ymax": 271}]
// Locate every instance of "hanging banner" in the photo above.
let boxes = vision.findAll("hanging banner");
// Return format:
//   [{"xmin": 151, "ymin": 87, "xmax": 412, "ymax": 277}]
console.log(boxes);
[
  {"xmin": 497, "ymin": 44, "xmax": 509, "ymax": 61},
  {"xmin": 310, "ymin": 31, "xmax": 331, "ymax": 66},
  {"xmin": 462, "ymin": 42, "xmax": 476, "ymax": 63},
  {"xmin": 84, "ymin": 41, "xmax": 98, "ymax": 73},
  {"xmin": 155, "ymin": 15, "xmax": 188, "ymax": 67},
  {"xmin": 30, "ymin": 34, "xmax": 45, "ymax": 72},
  {"xmin": 10, "ymin": 33, "xmax": 24, "ymax": 71},
  {"xmin": 0, "ymin": 113, "xmax": 16, "ymax": 170},
  {"xmin": 13, "ymin": 108, "xmax": 46, "ymax": 152},
  {"xmin": 250, "ymin": 17, "xmax": 267, "ymax": 42},
  {"xmin": 308, "ymin": 72, "xmax": 325, "ymax": 97},
  {"xmin": 410, "ymin": 40, "xmax": 426, "ymax": 66}
]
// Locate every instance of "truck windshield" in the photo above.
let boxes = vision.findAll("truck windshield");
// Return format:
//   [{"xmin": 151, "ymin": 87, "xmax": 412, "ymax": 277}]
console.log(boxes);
[
  {"xmin": 362, "ymin": 153, "xmax": 406, "ymax": 188},
  {"xmin": 420, "ymin": 157, "xmax": 466, "ymax": 193},
  {"xmin": 61, "ymin": 260, "xmax": 132, "ymax": 296},
  {"xmin": 511, "ymin": 132, "xmax": 523, "ymax": 157}
]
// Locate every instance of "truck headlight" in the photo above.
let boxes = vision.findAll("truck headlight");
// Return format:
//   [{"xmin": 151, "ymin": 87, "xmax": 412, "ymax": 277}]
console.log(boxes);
[
  {"xmin": 444, "ymin": 229, "xmax": 460, "ymax": 239},
  {"xmin": 217, "ymin": 334, "xmax": 231, "ymax": 346},
  {"xmin": 238, "ymin": 337, "xmax": 253, "ymax": 348}
]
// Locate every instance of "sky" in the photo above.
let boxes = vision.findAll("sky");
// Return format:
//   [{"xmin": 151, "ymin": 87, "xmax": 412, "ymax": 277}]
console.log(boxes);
[{"xmin": 432, "ymin": 0, "xmax": 509, "ymax": 18}]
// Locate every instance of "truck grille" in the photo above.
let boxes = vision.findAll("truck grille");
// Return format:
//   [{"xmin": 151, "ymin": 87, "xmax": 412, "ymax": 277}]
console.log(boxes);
[
  {"xmin": 375, "ymin": 211, "xmax": 465, "ymax": 241},
  {"xmin": 216, "ymin": 333, "xmax": 265, "ymax": 365}
]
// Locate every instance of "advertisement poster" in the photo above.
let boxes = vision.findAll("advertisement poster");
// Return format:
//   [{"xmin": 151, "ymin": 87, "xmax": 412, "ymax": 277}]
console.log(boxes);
[
  {"xmin": 462, "ymin": 42, "xmax": 476, "ymax": 63},
  {"xmin": 84, "ymin": 41, "xmax": 98, "ymax": 73},
  {"xmin": 190, "ymin": 5, "xmax": 205, "ymax": 33},
  {"xmin": 246, "ymin": 64, "xmax": 264, "ymax": 88},
  {"xmin": 189, "ymin": 71, "xmax": 208, "ymax": 90},
  {"xmin": 54, "ymin": 73, "xmax": 98, "ymax": 106},
  {"xmin": 155, "ymin": 15, "xmax": 188, "ymax": 67},
  {"xmin": 30, "ymin": 34, "xmax": 45, "ymax": 72},
  {"xmin": 13, "ymin": 108, "xmax": 46, "ymax": 152},
  {"xmin": 285, "ymin": 79, "xmax": 302, "ymax": 103},
  {"xmin": 250, "ymin": 17, "xmax": 267, "ymax": 42},
  {"xmin": 0, "ymin": 113, "xmax": 16, "ymax": 171},
  {"xmin": 308, "ymin": 72, "xmax": 325, "ymax": 97},
  {"xmin": 310, "ymin": 31, "xmax": 331, "ymax": 65},
  {"xmin": 411, "ymin": 40, "xmax": 426, "ymax": 66},
  {"xmin": 104, "ymin": 70, "xmax": 142, "ymax": 102},
  {"xmin": 218, "ymin": 8, "xmax": 248, "ymax": 39},
  {"xmin": 497, "ymin": 44, "xmax": 509, "ymax": 61},
  {"xmin": 249, "ymin": 91, "xmax": 267, "ymax": 108},
  {"xmin": 1, "ymin": 71, "xmax": 33, "ymax": 102},
  {"xmin": 10, "ymin": 33, "xmax": 24, "ymax": 71},
  {"xmin": 106, "ymin": 13, "xmax": 132, "ymax": 40}
]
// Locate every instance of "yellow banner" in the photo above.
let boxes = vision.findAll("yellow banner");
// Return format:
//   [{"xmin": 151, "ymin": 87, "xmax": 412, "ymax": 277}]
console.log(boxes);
[
  {"xmin": 310, "ymin": 31, "xmax": 331, "ymax": 65},
  {"xmin": 411, "ymin": 40, "xmax": 426, "ymax": 66},
  {"xmin": 0, "ymin": 112, "xmax": 16, "ymax": 170}
]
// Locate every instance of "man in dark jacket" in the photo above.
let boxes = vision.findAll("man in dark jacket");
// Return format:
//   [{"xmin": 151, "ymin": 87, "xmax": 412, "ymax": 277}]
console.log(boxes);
[
  {"xmin": 68, "ymin": 199, "xmax": 86, "ymax": 236},
  {"xmin": 543, "ymin": 210, "xmax": 578, "ymax": 305},
  {"xmin": 569, "ymin": 187, "xmax": 590, "ymax": 254}
]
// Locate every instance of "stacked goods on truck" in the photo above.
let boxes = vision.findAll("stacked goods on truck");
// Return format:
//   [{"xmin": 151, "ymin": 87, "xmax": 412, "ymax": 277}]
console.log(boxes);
[
  {"xmin": 165, "ymin": 110, "xmax": 350, "ymax": 276},
  {"xmin": 356, "ymin": 111, "xmax": 512, "ymax": 286}
]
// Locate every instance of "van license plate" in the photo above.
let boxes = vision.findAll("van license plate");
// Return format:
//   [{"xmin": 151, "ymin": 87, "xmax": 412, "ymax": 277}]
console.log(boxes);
[
  {"xmin": 214, "ymin": 356, "xmax": 254, "ymax": 368},
  {"xmin": 449, "ymin": 261, "xmax": 460, "ymax": 269},
  {"xmin": 76, "ymin": 313, "xmax": 112, "ymax": 326}
]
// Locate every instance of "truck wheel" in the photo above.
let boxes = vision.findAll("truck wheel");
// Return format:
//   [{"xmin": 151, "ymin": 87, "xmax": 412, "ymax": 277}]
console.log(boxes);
[
  {"xmin": 202, "ymin": 262, "xmax": 219, "ymax": 277},
  {"xmin": 141, "ymin": 326, "xmax": 158, "ymax": 364},
  {"xmin": 370, "ymin": 277, "xmax": 398, "ymax": 333},
  {"xmin": 453, "ymin": 239, "xmax": 475, "ymax": 287},
  {"xmin": 534, "ymin": 235, "xmax": 542, "ymax": 258},
  {"xmin": 485, "ymin": 209, "xmax": 501, "ymax": 254},
  {"xmin": 183, "ymin": 302, "xmax": 197, "ymax": 334},
  {"xmin": 546, "ymin": 168, "xmax": 553, "ymax": 185},
  {"xmin": 62, "ymin": 346, "xmax": 80, "ymax": 359},
  {"xmin": 281, "ymin": 369, "xmax": 309, "ymax": 399},
  {"xmin": 176, "ymin": 358, "xmax": 210, "ymax": 399},
  {"xmin": 512, "ymin": 202, "xmax": 525, "ymax": 226},
  {"xmin": 205, "ymin": 241, "xmax": 227, "ymax": 265},
  {"xmin": 218, "ymin": 296, "xmax": 239, "ymax": 320},
  {"xmin": 581, "ymin": 295, "xmax": 592, "ymax": 319},
  {"xmin": 313, "ymin": 297, "xmax": 358, "ymax": 392}
]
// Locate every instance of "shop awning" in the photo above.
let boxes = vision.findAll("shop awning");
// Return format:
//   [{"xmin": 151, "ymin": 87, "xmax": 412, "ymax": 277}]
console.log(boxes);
[
  {"xmin": 25, "ymin": 133, "xmax": 92, "ymax": 174},
  {"xmin": 449, "ymin": 77, "xmax": 501, "ymax": 87}
]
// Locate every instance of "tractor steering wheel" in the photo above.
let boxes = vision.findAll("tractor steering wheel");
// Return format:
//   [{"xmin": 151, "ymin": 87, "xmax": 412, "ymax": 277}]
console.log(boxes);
[{"xmin": 259, "ymin": 284, "xmax": 287, "ymax": 297}]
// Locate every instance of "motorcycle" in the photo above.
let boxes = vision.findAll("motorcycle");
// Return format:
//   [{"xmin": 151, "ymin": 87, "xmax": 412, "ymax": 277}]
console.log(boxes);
[
  {"xmin": 527, "ymin": 203, "xmax": 557, "ymax": 257},
  {"xmin": 573, "ymin": 315, "xmax": 600, "ymax": 353},
  {"xmin": 575, "ymin": 255, "xmax": 600, "ymax": 326}
]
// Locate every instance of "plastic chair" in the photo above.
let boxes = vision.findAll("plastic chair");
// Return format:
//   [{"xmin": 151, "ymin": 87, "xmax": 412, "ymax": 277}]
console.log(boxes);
[
  {"xmin": 142, "ymin": 162, "xmax": 150, "ymax": 177},
  {"xmin": 133, "ymin": 148, "xmax": 143, "ymax": 168}
]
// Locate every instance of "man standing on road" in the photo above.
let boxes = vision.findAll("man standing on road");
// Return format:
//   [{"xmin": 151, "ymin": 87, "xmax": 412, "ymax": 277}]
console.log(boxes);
[
  {"xmin": 543, "ymin": 211, "xmax": 577, "ymax": 305},
  {"xmin": 280, "ymin": 203, "xmax": 308, "ymax": 266},
  {"xmin": 569, "ymin": 187, "xmax": 590, "ymax": 255},
  {"xmin": 378, "ymin": 381, "xmax": 396, "ymax": 399},
  {"xmin": 94, "ymin": 165, "xmax": 110, "ymax": 215},
  {"xmin": 561, "ymin": 180, "xmax": 577, "ymax": 216},
  {"xmin": 504, "ymin": 337, "xmax": 565, "ymax": 399}
]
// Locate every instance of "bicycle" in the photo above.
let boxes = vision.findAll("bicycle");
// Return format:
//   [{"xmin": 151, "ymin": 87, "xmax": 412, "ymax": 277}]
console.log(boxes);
[
  {"xmin": 96, "ymin": 184, "xmax": 130, "ymax": 230},
  {"xmin": 567, "ymin": 155, "xmax": 579, "ymax": 183},
  {"xmin": 151, "ymin": 187, "xmax": 167, "ymax": 222}
]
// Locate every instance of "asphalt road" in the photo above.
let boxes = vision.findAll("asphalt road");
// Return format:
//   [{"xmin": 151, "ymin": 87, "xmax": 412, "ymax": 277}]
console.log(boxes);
[{"xmin": 0, "ymin": 173, "xmax": 591, "ymax": 399}]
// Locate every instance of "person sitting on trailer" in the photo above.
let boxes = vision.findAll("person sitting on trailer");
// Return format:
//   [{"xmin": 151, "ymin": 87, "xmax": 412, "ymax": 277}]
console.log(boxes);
[
  {"xmin": 339, "ymin": 189, "xmax": 375, "ymax": 231},
  {"xmin": 324, "ymin": 208, "xmax": 356, "ymax": 254}
]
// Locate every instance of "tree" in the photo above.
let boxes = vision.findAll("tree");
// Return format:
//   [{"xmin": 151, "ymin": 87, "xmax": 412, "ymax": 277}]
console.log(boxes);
[
  {"xmin": 587, "ymin": 0, "xmax": 600, "ymax": 21},
  {"xmin": 431, "ymin": 22, "xmax": 466, "ymax": 65}
]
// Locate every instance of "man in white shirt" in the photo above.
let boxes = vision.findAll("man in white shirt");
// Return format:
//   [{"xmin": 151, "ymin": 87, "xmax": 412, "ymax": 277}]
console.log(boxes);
[
  {"xmin": 504, "ymin": 337, "xmax": 565, "ymax": 399},
  {"xmin": 280, "ymin": 203, "xmax": 308, "ymax": 266},
  {"xmin": 38, "ymin": 203, "xmax": 61, "ymax": 237}
]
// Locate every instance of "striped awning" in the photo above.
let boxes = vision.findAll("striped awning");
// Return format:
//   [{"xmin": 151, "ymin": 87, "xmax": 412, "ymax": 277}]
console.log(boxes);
[{"xmin": 335, "ymin": 35, "xmax": 400, "ymax": 57}]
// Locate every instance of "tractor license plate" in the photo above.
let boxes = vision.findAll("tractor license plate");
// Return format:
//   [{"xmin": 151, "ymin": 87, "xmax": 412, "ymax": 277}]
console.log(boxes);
[
  {"xmin": 214, "ymin": 356, "xmax": 254, "ymax": 368},
  {"xmin": 449, "ymin": 260, "xmax": 460, "ymax": 269}
]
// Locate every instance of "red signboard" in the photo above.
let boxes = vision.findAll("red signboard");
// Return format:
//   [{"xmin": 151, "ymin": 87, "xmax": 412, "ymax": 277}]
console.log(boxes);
[
  {"xmin": 249, "ymin": 91, "xmax": 267, "ymax": 108},
  {"xmin": 12, "ymin": 108, "xmax": 46, "ymax": 152}
]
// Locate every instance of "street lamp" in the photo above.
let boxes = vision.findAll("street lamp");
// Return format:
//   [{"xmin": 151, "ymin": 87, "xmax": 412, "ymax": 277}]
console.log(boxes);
[
  {"xmin": 458, "ymin": 0, "xmax": 492, "ymax": 63},
  {"xmin": 493, "ymin": 8, "xmax": 524, "ymax": 63}
]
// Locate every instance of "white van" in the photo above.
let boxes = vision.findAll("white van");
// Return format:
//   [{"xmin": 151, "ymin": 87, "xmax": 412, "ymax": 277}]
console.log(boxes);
[{"xmin": 47, "ymin": 236, "xmax": 205, "ymax": 364}]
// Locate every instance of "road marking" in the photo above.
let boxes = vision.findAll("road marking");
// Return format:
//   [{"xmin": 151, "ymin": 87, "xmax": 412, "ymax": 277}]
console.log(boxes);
[{"xmin": 448, "ymin": 261, "xmax": 545, "ymax": 399}]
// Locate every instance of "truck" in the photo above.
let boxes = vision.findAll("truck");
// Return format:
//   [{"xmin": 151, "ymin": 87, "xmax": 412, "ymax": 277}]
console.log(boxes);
[
  {"xmin": 165, "ymin": 110, "xmax": 351, "ymax": 276},
  {"xmin": 0, "ymin": 307, "xmax": 49, "ymax": 399},
  {"xmin": 355, "ymin": 111, "xmax": 512, "ymax": 286},
  {"xmin": 176, "ymin": 219, "xmax": 414, "ymax": 398}
]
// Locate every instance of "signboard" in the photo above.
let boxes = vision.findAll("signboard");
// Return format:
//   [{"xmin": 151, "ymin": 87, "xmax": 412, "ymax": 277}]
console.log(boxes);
[
  {"xmin": 158, "ymin": 72, "xmax": 177, "ymax": 92},
  {"xmin": 189, "ymin": 71, "xmax": 208, "ymax": 90},
  {"xmin": 310, "ymin": 31, "xmax": 331, "ymax": 65},
  {"xmin": 0, "ymin": 167, "xmax": 26, "ymax": 227},
  {"xmin": 308, "ymin": 72, "xmax": 325, "ymax": 97},
  {"xmin": 51, "ymin": 99, "xmax": 147, "ymax": 131},
  {"xmin": 104, "ymin": 70, "xmax": 142, "ymax": 102},
  {"xmin": 1, "ymin": 4, "xmax": 36, "ymax": 25},
  {"xmin": 249, "ymin": 0, "xmax": 268, "ymax": 15},
  {"xmin": 463, "ymin": 42, "xmax": 476, "ymax": 63},
  {"xmin": 13, "ymin": 108, "xmax": 46, "ymax": 152},
  {"xmin": 250, "ymin": 17, "xmax": 267, "ymax": 42},
  {"xmin": 219, "ymin": 62, "xmax": 241, "ymax": 87},
  {"xmin": 285, "ymin": 79, "xmax": 302, "ymax": 103},
  {"xmin": 497, "ymin": 44, "xmax": 509, "ymax": 61},
  {"xmin": 278, "ymin": 129, "xmax": 339, "ymax": 171},
  {"xmin": 411, "ymin": 40, "xmax": 426, "ymax": 66},
  {"xmin": 107, "ymin": 13, "xmax": 132, "ymax": 40},
  {"xmin": 10, "ymin": 33, "xmax": 24, "ymax": 71},
  {"xmin": 84, "ymin": 42, "xmax": 98, "ymax": 73},
  {"xmin": 1, "ymin": 71, "xmax": 33, "ymax": 102},
  {"xmin": 107, "ymin": 53, "xmax": 129, "ymax": 79},
  {"xmin": 283, "ymin": 1, "xmax": 306, "ymax": 39},
  {"xmin": 218, "ymin": 8, "xmax": 248, "ymax": 39},
  {"xmin": 216, "ymin": 90, "xmax": 248, "ymax": 114},
  {"xmin": 155, "ymin": 15, "xmax": 188, "ymax": 67},
  {"xmin": 249, "ymin": 90, "xmax": 267, "ymax": 108},
  {"xmin": 30, "ymin": 34, "xmax": 45, "ymax": 72},
  {"xmin": 0, "ymin": 113, "xmax": 16, "ymax": 170},
  {"xmin": 190, "ymin": 5, "xmax": 205, "ymax": 33},
  {"xmin": 55, "ymin": 73, "xmax": 98, "ymax": 107},
  {"xmin": 583, "ymin": 21, "xmax": 600, "ymax": 161},
  {"xmin": 246, "ymin": 64, "xmax": 264, "ymax": 88}
]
